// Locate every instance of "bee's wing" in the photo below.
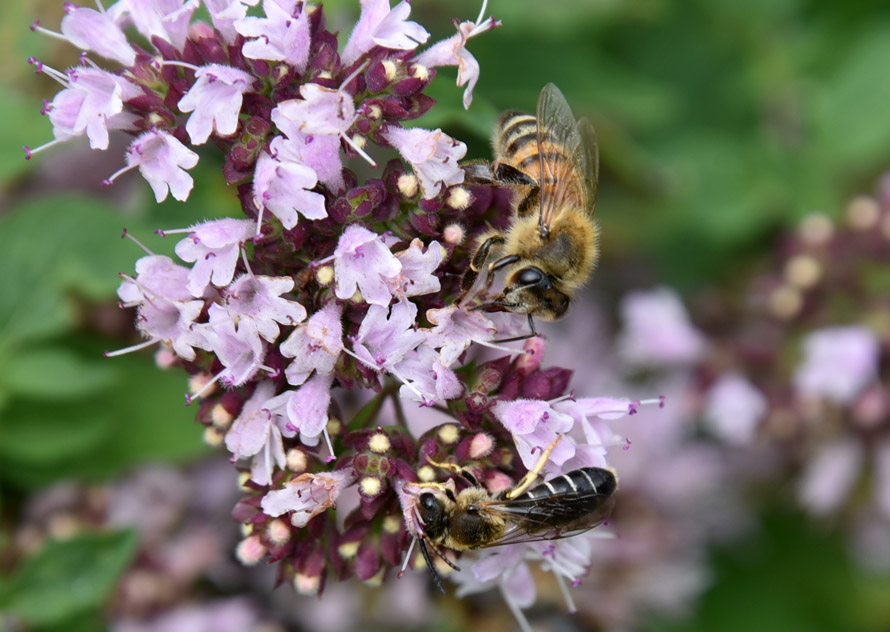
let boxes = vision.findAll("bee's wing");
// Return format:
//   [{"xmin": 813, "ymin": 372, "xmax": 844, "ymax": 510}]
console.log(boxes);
[
  {"xmin": 478, "ymin": 489, "xmax": 614, "ymax": 547},
  {"xmin": 536, "ymin": 83, "xmax": 599, "ymax": 232}
]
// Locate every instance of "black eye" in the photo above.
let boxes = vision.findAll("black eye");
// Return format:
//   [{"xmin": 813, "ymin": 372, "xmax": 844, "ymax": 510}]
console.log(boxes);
[
  {"xmin": 518, "ymin": 267, "xmax": 544, "ymax": 286},
  {"xmin": 420, "ymin": 493, "xmax": 438, "ymax": 510}
]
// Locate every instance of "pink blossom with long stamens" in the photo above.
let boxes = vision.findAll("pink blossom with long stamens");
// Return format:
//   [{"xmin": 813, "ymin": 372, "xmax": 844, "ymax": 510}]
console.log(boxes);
[
  {"xmin": 225, "ymin": 381, "xmax": 293, "ymax": 485},
  {"xmin": 415, "ymin": 1, "xmax": 499, "ymax": 109},
  {"xmin": 104, "ymin": 130, "xmax": 199, "ymax": 202},
  {"xmin": 492, "ymin": 398, "xmax": 576, "ymax": 470},
  {"xmin": 47, "ymin": 67, "xmax": 142, "ymax": 150},
  {"xmin": 425, "ymin": 304, "xmax": 496, "ymax": 368},
  {"xmin": 234, "ymin": 0, "xmax": 311, "ymax": 71},
  {"xmin": 58, "ymin": 4, "xmax": 136, "ymax": 66},
  {"xmin": 383, "ymin": 126, "xmax": 466, "ymax": 199},
  {"xmin": 252, "ymin": 151, "xmax": 327, "ymax": 232},
  {"xmin": 332, "ymin": 224, "xmax": 401, "ymax": 305},
  {"xmin": 388, "ymin": 238, "xmax": 443, "ymax": 299},
  {"xmin": 352, "ymin": 299, "xmax": 425, "ymax": 373},
  {"xmin": 280, "ymin": 302, "xmax": 344, "ymax": 387},
  {"xmin": 261, "ymin": 469, "xmax": 356, "ymax": 526},
  {"xmin": 172, "ymin": 218, "xmax": 255, "ymax": 297},
  {"xmin": 341, "ymin": 0, "xmax": 430, "ymax": 67},
  {"xmin": 224, "ymin": 273, "xmax": 308, "ymax": 343},
  {"xmin": 121, "ymin": 0, "xmax": 199, "ymax": 50},
  {"xmin": 177, "ymin": 64, "xmax": 255, "ymax": 144}
]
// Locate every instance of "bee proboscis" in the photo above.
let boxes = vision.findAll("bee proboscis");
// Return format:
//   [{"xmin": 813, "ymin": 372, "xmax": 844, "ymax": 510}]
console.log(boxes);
[
  {"xmin": 412, "ymin": 440, "xmax": 617, "ymax": 593},
  {"xmin": 459, "ymin": 83, "xmax": 599, "ymax": 341}
]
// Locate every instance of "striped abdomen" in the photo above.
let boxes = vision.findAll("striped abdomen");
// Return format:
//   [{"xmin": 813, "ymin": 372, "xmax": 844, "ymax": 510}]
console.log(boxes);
[
  {"xmin": 494, "ymin": 111, "xmax": 583, "ymax": 217},
  {"xmin": 515, "ymin": 467, "xmax": 617, "ymax": 535}
]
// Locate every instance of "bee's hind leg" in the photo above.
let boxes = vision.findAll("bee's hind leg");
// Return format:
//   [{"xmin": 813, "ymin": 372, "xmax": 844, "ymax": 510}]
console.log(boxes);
[
  {"xmin": 505, "ymin": 434, "xmax": 563, "ymax": 499},
  {"xmin": 457, "ymin": 234, "xmax": 506, "ymax": 304}
]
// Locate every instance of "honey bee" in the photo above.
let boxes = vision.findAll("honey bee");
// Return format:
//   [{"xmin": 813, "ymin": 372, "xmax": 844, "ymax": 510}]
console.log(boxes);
[
  {"xmin": 412, "ymin": 441, "xmax": 617, "ymax": 593},
  {"xmin": 460, "ymin": 83, "xmax": 599, "ymax": 341}
]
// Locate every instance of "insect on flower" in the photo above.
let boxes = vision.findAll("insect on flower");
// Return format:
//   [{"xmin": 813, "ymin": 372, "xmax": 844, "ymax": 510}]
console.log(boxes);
[
  {"xmin": 459, "ymin": 83, "xmax": 600, "ymax": 342},
  {"xmin": 411, "ymin": 437, "xmax": 617, "ymax": 593}
]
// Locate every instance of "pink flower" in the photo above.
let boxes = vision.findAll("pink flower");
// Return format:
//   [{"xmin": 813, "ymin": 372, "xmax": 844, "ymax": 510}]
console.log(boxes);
[
  {"xmin": 617, "ymin": 287, "xmax": 705, "ymax": 368},
  {"xmin": 415, "ymin": 3, "xmax": 499, "ymax": 109},
  {"xmin": 270, "ymin": 133, "xmax": 344, "ymax": 192},
  {"xmin": 234, "ymin": 0, "xmax": 311, "ymax": 71},
  {"xmin": 117, "ymin": 255, "xmax": 195, "ymax": 304},
  {"xmin": 204, "ymin": 0, "xmax": 259, "ymax": 44},
  {"xmin": 352, "ymin": 299, "xmax": 425, "ymax": 373},
  {"xmin": 104, "ymin": 130, "xmax": 199, "ymax": 202},
  {"xmin": 388, "ymin": 238, "xmax": 443, "ymax": 298},
  {"xmin": 286, "ymin": 373, "xmax": 334, "ymax": 444},
  {"xmin": 47, "ymin": 68, "xmax": 142, "ymax": 150},
  {"xmin": 554, "ymin": 397, "xmax": 636, "ymax": 467},
  {"xmin": 224, "ymin": 273, "xmax": 308, "ymax": 343},
  {"xmin": 261, "ymin": 469, "xmax": 356, "ymax": 526},
  {"xmin": 280, "ymin": 302, "xmax": 344, "ymax": 386},
  {"xmin": 425, "ymin": 304, "xmax": 496, "ymax": 367},
  {"xmin": 59, "ymin": 5, "xmax": 136, "ymax": 66},
  {"xmin": 341, "ymin": 0, "xmax": 430, "ymax": 67},
  {"xmin": 252, "ymin": 151, "xmax": 327, "ymax": 232},
  {"xmin": 177, "ymin": 64, "xmax": 255, "ymax": 144},
  {"xmin": 702, "ymin": 373, "xmax": 767, "ymax": 444},
  {"xmin": 225, "ymin": 381, "xmax": 292, "ymax": 485},
  {"xmin": 332, "ymin": 224, "xmax": 401, "ymax": 305},
  {"xmin": 172, "ymin": 218, "xmax": 255, "ymax": 297},
  {"xmin": 121, "ymin": 0, "xmax": 199, "ymax": 50},
  {"xmin": 383, "ymin": 126, "xmax": 467, "ymax": 199},
  {"xmin": 491, "ymin": 399, "xmax": 576, "ymax": 471},
  {"xmin": 798, "ymin": 439, "xmax": 863, "ymax": 515},
  {"xmin": 201, "ymin": 303, "xmax": 267, "ymax": 387},
  {"xmin": 393, "ymin": 344, "xmax": 463, "ymax": 404},
  {"xmin": 793, "ymin": 325, "xmax": 880, "ymax": 406}
]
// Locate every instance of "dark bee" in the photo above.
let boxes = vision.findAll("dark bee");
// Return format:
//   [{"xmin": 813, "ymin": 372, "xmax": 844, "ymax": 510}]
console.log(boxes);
[
  {"xmin": 459, "ymin": 83, "xmax": 599, "ymax": 342},
  {"xmin": 414, "ymin": 461, "xmax": 617, "ymax": 592}
]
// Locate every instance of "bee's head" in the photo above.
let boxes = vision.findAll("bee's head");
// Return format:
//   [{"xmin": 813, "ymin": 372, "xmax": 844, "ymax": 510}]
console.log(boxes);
[
  {"xmin": 418, "ymin": 491, "xmax": 450, "ymax": 539},
  {"xmin": 496, "ymin": 266, "xmax": 571, "ymax": 321}
]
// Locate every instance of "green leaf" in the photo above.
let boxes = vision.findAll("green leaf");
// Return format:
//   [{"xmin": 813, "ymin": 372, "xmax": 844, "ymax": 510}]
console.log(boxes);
[
  {"xmin": 2, "ymin": 347, "xmax": 117, "ymax": 400},
  {"xmin": 3, "ymin": 530, "xmax": 138, "ymax": 626},
  {"xmin": 0, "ymin": 340, "xmax": 209, "ymax": 491}
]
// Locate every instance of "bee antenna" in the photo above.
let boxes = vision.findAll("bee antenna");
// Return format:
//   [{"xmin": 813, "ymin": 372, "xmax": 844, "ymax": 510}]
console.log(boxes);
[{"xmin": 419, "ymin": 538, "xmax": 446, "ymax": 594}]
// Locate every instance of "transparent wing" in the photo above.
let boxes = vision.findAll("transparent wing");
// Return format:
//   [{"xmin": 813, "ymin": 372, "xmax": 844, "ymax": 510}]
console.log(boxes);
[
  {"xmin": 477, "ymin": 490, "xmax": 614, "ymax": 548},
  {"xmin": 536, "ymin": 83, "xmax": 599, "ymax": 232}
]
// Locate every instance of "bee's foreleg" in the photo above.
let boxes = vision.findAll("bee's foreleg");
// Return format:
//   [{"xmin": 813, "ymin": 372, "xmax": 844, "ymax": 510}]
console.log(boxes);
[
  {"xmin": 505, "ymin": 434, "xmax": 563, "ymax": 499},
  {"xmin": 419, "ymin": 537, "xmax": 461, "ymax": 594},
  {"xmin": 458, "ymin": 234, "xmax": 505, "ymax": 304},
  {"xmin": 491, "ymin": 313, "xmax": 538, "ymax": 344}
]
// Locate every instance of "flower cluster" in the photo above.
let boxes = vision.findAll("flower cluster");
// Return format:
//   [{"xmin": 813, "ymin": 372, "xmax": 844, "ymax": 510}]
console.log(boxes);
[
  {"xmin": 659, "ymin": 181, "xmax": 890, "ymax": 569},
  {"xmin": 28, "ymin": 0, "xmax": 663, "ymax": 625}
]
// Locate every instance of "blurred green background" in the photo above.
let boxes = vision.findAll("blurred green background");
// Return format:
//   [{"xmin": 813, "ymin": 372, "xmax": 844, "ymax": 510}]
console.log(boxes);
[{"xmin": 2, "ymin": 0, "xmax": 890, "ymax": 630}]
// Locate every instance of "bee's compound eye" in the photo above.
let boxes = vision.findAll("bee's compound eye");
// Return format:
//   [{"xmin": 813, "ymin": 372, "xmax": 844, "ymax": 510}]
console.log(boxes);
[
  {"xmin": 518, "ymin": 267, "xmax": 544, "ymax": 286},
  {"xmin": 420, "ymin": 493, "xmax": 439, "ymax": 511}
]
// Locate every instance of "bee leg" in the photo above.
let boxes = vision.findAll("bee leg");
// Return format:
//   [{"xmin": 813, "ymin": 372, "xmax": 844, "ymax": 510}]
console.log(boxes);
[
  {"xmin": 418, "ymin": 538, "xmax": 447, "ymax": 594},
  {"xmin": 492, "ymin": 162, "xmax": 538, "ymax": 188},
  {"xmin": 419, "ymin": 537, "xmax": 461, "ymax": 594},
  {"xmin": 491, "ymin": 313, "xmax": 538, "ymax": 344},
  {"xmin": 425, "ymin": 456, "xmax": 480, "ymax": 488},
  {"xmin": 505, "ymin": 434, "xmax": 563, "ymax": 499},
  {"xmin": 458, "ymin": 234, "xmax": 506, "ymax": 304},
  {"xmin": 462, "ymin": 160, "xmax": 496, "ymax": 185}
]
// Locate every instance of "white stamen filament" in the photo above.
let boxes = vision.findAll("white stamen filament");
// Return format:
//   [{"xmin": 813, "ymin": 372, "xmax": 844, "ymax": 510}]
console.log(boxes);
[
  {"xmin": 553, "ymin": 571, "xmax": 577, "ymax": 614},
  {"xmin": 321, "ymin": 426, "xmax": 336, "ymax": 462},
  {"xmin": 473, "ymin": 0, "xmax": 489, "ymax": 27},
  {"xmin": 156, "ymin": 59, "xmax": 201, "ymax": 72},
  {"xmin": 104, "ymin": 337, "xmax": 160, "ymax": 357},
  {"xmin": 499, "ymin": 581, "xmax": 533, "ymax": 632},
  {"xmin": 473, "ymin": 338, "xmax": 526, "ymax": 356},
  {"xmin": 398, "ymin": 537, "xmax": 417, "ymax": 578},
  {"xmin": 30, "ymin": 25, "xmax": 71, "ymax": 44},
  {"xmin": 341, "ymin": 133, "xmax": 378, "ymax": 167},
  {"xmin": 122, "ymin": 229, "xmax": 156, "ymax": 256},
  {"xmin": 103, "ymin": 161, "xmax": 138, "ymax": 187},
  {"xmin": 187, "ymin": 366, "xmax": 227, "ymax": 404}
]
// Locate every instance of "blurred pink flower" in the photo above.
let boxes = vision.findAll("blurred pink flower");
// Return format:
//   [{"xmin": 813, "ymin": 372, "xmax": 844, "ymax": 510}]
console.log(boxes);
[
  {"xmin": 702, "ymin": 372, "xmax": 767, "ymax": 444},
  {"xmin": 793, "ymin": 325, "xmax": 880, "ymax": 406},
  {"xmin": 617, "ymin": 287, "xmax": 705, "ymax": 368}
]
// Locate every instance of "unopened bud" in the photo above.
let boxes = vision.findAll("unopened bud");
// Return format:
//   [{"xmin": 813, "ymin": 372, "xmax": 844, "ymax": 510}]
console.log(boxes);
[
  {"xmin": 235, "ymin": 534, "xmax": 267, "ymax": 566},
  {"xmin": 437, "ymin": 423, "xmax": 460, "ymax": 445},
  {"xmin": 359, "ymin": 475, "xmax": 383, "ymax": 498},
  {"xmin": 468, "ymin": 432, "xmax": 495, "ymax": 459},
  {"xmin": 188, "ymin": 373, "xmax": 216, "ymax": 399},
  {"xmin": 411, "ymin": 63, "xmax": 429, "ymax": 81},
  {"xmin": 784, "ymin": 255, "xmax": 821, "ymax": 289},
  {"xmin": 202, "ymin": 425, "xmax": 225, "ymax": 447},
  {"xmin": 369, "ymin": 431, "xmax": 391, "ymax": 454},
  {"xmin": 383, "ymin": 514, "xmax": 402, "ymax": 534},
  {"xmin": 267, "ymin": 519, "xmax": 291, "ymax": 546},
  {"xmin": 417, "ymin": 465, "xmax": 436, "ymax": 482},
  {"xmin": 798, "ymin": 213, "xmax": 833, "ymax": 245},
  {"xmin": 316, "ymin": 265, "xmax": 334, "ymax": 286},
  {"xmin": 443, "ymin": 223, "xmax": 465, "ymax": 245},
  {"xmin": 446, "ymin": 186, "xmax": 472, "ymax": 210},
  {"xmin": 382, "ymin": 60, "xmax": 398, "ymax": 82},
  {"xmin": 397, "ymin": 173, "xmax": 419, "ymax": 198},
  {"xmin": 294, "ymin": 572, "xmax": 321, "ymax": 595},
  {"xmin": 286, "ymin": 448, "xmax": 308, "ymax": 473},
  {"xmin": 338, "ymin": 540, "xmax": 360, "ymax": 559},
  {"xmin": 211, "ymin": 403, "xmax": 234, "ymax": 429},
  {"xmin": 769, "ymin": 285, "xmax": 802, "ymax": 319},
  {"xmin": 845, "ymin": 196, "xmax": 880, "ymax": 230}
]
